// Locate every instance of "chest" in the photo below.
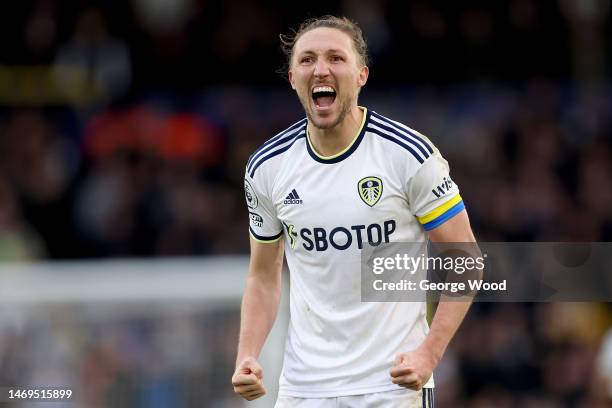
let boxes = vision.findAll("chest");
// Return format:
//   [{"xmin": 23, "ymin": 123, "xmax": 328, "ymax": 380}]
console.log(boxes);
[{"xmin": 272, "ymin": 151, "xmax": 409, "ymax": 229}]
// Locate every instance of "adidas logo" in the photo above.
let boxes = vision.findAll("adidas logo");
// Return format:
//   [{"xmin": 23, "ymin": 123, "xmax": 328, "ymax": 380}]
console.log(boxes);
[{"xmin": 283, "ymin": 189, "xmax": 303, "ymax": 205}]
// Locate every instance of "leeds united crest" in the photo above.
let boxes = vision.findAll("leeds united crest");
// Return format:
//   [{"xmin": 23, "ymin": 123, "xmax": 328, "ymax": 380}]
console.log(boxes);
[{"xmin": 358, "ymin": 176, "xmax": 383, "ymax": 207}]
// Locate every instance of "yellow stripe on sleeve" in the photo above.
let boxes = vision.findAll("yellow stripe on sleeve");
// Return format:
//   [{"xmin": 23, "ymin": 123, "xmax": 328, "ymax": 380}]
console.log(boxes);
[{"xmin": 417, "ymin": 194, "xmax": 463, "ymax": 225}]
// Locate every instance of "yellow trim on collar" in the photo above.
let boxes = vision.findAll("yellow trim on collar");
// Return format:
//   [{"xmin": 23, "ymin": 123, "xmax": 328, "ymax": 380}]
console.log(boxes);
[{"xmin": 306, "ymin": 107, "xmax": 368, "ymax": 159}]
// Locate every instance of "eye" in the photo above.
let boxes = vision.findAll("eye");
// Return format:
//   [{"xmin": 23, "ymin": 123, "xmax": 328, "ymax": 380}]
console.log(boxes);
[
  {"xmin": 330, "ymin": 55, "xmax": 344, "ymax": 63},
  {"xmin": 300, "ymin": 56, "xmax": 313, "ymax": 64}
]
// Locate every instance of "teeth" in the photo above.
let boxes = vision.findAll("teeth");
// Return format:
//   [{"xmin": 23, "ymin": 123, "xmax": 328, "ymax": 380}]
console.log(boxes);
[{"xmin": 313, "ymin": 86, "xmax": 335, "ymax": 93}]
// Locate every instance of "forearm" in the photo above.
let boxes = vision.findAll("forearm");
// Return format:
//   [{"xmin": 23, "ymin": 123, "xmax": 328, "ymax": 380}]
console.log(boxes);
[
  {"xmin": 424, "ymin": 210, "xmax": 477, "ymax": 363},
  {"xmin": 421, "ymin": 300, "xmax": 471, "ymax": 364},
  {"xmin": 236, "ymin": 272, "xmax": 281, "ymax": 364}
]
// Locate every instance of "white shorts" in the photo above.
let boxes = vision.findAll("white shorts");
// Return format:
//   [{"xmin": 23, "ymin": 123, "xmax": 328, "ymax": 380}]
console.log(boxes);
[{"xmin": 275, "ymin": 388, "xmax": 435, "ymax": 408}]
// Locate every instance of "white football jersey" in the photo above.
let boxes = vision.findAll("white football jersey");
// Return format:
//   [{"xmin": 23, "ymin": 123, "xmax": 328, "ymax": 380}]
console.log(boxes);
[{"xmin": 244, "ymin": 107, "xmax": 463, "ymax": 398}]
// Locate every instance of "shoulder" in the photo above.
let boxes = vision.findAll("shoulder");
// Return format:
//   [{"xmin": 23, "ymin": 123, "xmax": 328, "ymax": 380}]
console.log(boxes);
[
  {"xmin": 245, "ymin": 118, "xmax": 308, "ymax": 179},
  {"xmin": 366, "ymin": 110, "xmax": 436, "ymax": 166}
]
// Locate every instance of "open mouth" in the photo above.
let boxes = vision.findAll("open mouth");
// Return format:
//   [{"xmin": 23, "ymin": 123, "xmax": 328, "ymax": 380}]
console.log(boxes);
[{"xmin": 312, "ymin": 86, "xmax": 337, "ymax": 109}]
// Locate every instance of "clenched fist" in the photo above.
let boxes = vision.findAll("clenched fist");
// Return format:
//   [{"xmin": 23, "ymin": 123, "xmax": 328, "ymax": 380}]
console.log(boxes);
[
  {"xmin": 390, "ymin": 346, "xmax": 437, "ymax": 390},
  {"xmin": 232, "ymin": 357, "xmax": 266, "ymax": 401}
]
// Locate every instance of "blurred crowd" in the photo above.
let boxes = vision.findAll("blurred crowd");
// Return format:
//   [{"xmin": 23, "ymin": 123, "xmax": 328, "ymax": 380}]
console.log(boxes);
[
  {"xmin": 0, "ymin": 304, "xmax": 241, "ymax": 408},
  {"xmin": 1, "ymin": 92, "xmax": 611, "ymax": 408},
  {"xmin": 0, "ymin": 0, "xmax": 610, "ymax": 259},
  {"xmin": 0, "ymin": 302, "xmax": 610, "ymax": 408},
  {"xmin": 438, "ymin": 303, "xmax": 611, "ymax": 407},
  {"xmin": 1, "ymin": 0, "xmax": 610, "ymax": 88},
  {"xmin": 1, "ymin": 82, "xmax": 610, "ymax": 260},
  {"xmin": 0, "ymin": 0, "xmax": 611, "ymax": 407}
]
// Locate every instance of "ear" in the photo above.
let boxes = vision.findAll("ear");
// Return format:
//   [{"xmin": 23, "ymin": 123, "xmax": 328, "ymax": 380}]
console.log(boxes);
[
  {"xmin": 288, "ymin": 70, "xmax": 296, "ymax": 90},
  {"xmin": 357, "ymin": 66, "xmax": 369, "ymax": 87}
]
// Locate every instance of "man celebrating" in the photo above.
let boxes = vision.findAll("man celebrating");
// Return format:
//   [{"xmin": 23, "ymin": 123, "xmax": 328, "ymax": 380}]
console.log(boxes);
[{"xmin": 233, "ymin": 15, "xmax": 476, "ymax": 407}]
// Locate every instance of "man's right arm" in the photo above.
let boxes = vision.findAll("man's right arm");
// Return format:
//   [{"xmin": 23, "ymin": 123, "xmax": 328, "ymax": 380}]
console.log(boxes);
[
  {"xmin": 237, "ymin": 236, "xmax": 284, "ymax": 362},
  {"xmin": 232, "ymin": 236, "xmax": 284, "ymax": 401}
]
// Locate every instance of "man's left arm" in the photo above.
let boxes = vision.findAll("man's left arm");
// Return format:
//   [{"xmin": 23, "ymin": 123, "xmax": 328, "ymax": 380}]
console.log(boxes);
[{"xmin": 390, "ymin": 209, "xmax": 476, "ymax": 390}]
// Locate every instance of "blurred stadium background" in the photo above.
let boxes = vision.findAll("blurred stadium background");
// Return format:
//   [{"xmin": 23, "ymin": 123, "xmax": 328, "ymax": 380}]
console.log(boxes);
[{"xmin": 0, "ymin": 0, "xmax": 611, "ymax": 407}]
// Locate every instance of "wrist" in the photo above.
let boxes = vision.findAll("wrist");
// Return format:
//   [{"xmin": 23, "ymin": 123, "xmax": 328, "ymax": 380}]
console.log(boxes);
[
  {"xmin": 236, "ymin": 352, "xmax": 258, "ymax": 366},
  {"xmin": 418, "ymin": 339, "xmax": 443, "ymax": 366}
]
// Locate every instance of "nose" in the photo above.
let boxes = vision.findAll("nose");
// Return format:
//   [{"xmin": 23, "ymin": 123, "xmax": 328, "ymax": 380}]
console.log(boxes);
[{"xmin": 313, "ymin": 58, "xmax": 330, "ymax": 78}]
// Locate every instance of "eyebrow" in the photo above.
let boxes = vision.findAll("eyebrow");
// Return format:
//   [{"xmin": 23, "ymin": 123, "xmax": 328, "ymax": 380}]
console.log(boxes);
[{"xmin": 297, "ymin": 49, "xmax": 348, "ymax": 56}]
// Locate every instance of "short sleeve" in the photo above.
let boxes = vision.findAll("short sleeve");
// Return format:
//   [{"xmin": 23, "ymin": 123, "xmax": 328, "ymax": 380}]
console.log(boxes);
[
  {"xmin": 244, "ymin": 172, "xmax": 283, "ymax": 242},
  {"xmin": 407, "ymin": 151, "xmax": 465, "ymax": 231}
]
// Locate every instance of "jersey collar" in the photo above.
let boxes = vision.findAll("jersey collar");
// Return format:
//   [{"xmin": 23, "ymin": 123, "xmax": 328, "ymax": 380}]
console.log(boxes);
[{"xmin": 306, "ymin": 107, "xmax": 370, "ymax": 164}]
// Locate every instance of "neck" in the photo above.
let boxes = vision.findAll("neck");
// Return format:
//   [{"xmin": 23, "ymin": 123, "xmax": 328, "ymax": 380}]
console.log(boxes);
[{"xmin": 308, "ymin": 106, "xmax": 364, "ymax": 157}]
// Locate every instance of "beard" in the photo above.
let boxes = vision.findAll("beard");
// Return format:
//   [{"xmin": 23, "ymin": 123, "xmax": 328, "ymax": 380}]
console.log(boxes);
[{"xmin": 299, "ymin": 92, "xmax": 353, "ymax": 130}]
